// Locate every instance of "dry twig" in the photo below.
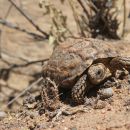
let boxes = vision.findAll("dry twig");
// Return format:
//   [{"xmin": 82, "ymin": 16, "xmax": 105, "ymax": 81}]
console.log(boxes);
[
  {"xmin": 4, "ymin": 3, "xmax": 13, "ymax": 18},
  {"xmin": 68, "ymin": 0, "xmax": 84, "ymax": 36},
  {"xmin": 0, "ymin": 18, "xmax": 47, "ymax": 40},
  {"xmin": 7, "ymin": 77, "xmax": 43, "ymax": 107},
  {"xmin": 8, "ymin": 0, "xmax": 49, "ymax": 39},
  {"xmin": 77, "ymin": 0, "xmax": 90, "ymax": 19},
  {"xmin": 8, "ymin": 58, "xmax": 48, "ymax": 69}
]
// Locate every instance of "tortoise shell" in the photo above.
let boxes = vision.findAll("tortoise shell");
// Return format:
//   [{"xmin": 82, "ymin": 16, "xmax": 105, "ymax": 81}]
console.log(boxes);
[{"xmin": 42, "ymin": 38, "xmax": 129, "ymax": 88}]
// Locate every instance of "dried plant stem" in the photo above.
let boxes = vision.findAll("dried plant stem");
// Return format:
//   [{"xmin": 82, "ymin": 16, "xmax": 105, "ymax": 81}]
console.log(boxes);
[
  {"xmin": 7, "ymin": 77, "xmax": 43, "ymax": 107},
  {"xmin": 0, "ymin": 18, "xmax": 46, "ymax": 40},
  {"xmin": 9, "ymin": 58, "xmax": 48, "ymax": 69},
  {"xmin": 68, "ymin": 0, "xmax": 84, "ymax": 36},
  {"xmin": 77, "ymin": 0, "xmax": 90, "ymax": 18},
  {"xmin": 123, "ymin": 0, "xmax": 126, "ymax": 36},
  {"xmin": 8, "ymin": 0, "xmax": 49, "ymax": 39}
]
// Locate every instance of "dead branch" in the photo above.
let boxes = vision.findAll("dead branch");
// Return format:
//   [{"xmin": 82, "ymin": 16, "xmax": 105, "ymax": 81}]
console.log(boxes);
[
  {"xmin": 2, "ymin": 48, "xmax": 48, "ymax": 66},
  {"xmin": 123, "ymin": 0, "xmax": 126, "ymax": 36},
  {"xmin": 77, "ymin": 0, "xmax": 90, "ymax": 19},
  {"xmin": 87, "ymin": 0, "xmax": 99, "ymax": 13},
  {"xmin": 68, "ymin": 0, "xmax": 85, "ymax": 36},
  {"xmin": 9, "ymin": 58, "xmax": 49, "ymax": 69},
  {"xmin": 0, "ymin": 58, "xmax": 48, "ymax": 74},
  {"xmin": 4, "ymin": 4, "xmax": 13, "ymax": 18},
  {"xmin": 0, "ymin": 18, "xmax": 47, "ymax": 40},
  {"xmin": 8, "ymin": 0, "xmax": 49, "ymax": 39},
  {"xmin": 0, "ymin": 57, "xmax": 48, "ymax": 81}
]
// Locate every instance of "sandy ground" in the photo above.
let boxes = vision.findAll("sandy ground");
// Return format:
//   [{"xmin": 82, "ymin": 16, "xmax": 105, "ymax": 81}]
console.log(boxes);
[
  {"xmin": 1, "ymin": 0, "xmax": 130, "ymax": 130},
  {"xmin": 0, "ymin": 86, "xmax": 130, "ymax": 130}
]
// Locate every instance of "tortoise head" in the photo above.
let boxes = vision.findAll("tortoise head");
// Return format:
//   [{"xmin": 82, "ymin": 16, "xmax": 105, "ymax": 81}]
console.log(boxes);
[{"xmin": 87, "ymin": 63, "xmax": 112, "ymax": 85}]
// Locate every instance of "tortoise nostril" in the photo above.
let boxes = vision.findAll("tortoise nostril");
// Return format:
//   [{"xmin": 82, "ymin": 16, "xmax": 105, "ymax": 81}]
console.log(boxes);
[
  {"xmin": 97, "ymin": 70, "xmax": 101, "ymax": 75},
  {"xmin": 96, "ymin": 69, "xmax": 102, "ymax": 76}
]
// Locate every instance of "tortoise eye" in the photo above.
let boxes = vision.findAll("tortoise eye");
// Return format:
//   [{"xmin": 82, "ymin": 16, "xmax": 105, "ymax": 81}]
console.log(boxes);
[
  {"xmin": 88, "ymin": 63, "xmax": 106, "ymax": 85},
  {"xmin": 96, "ymin": 69, "xmax": 104, "ymax": 77}
]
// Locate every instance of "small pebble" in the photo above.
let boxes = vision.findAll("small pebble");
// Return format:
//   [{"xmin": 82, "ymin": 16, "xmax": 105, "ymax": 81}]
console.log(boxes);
[
  {"xmin": 0, "ymin": 111, "xmax": 7, "ymax": 119},
  {"xmin": 98, "ymin": 88, "xmax": 114, "ymax": 99},
  {"xmin": 126, "ymin": 106, "xmax": 130, "ymax": 111},
  {"xmin": 70, "ymin": 127, "xmax": 77, "ymax": 130},
  {"xmin": 101, "ymin": 109, "xmax": 106, "ymax": 114},
  {"xmin": 70, "ymin": 115, "xmax": 76, "ymax": 120},
  {"xmin": 62, "ymin": 120, "xmax": 65, "ymax": 123},
  {"xmin": 124, "ymin": 99, "xmax": 130, "ymax": 106},
  {"xmin": 107, "ymin": 105, "xmax": 112, "ymax": 111},
  {"xmin": 64, "ymin": 127, "xmax": 68, "ymax": 130},
  {"xmin": 94, "ymin": 100, "xmax": 106, "ymax": 109},
  {"xmin": 96, "ymin": 125, "xmax": 101, "ymax": 130},
  {"xmin": 25, "ymin": 102, "xmax": 37, "ymax": 109},
  {"xmin": 36, "ymin": 123, "xmax": 49, "ymax": 129}
]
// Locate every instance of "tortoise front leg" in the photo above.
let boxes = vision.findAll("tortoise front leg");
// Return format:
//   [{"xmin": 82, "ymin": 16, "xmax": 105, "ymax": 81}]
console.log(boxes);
[
  {"xmin": 71, "ymin": 74, "xmax": 92, "ymax": 104},
  {"xmin": 41, "ymin": 77, "xmax": 60, "ymax": 111}
]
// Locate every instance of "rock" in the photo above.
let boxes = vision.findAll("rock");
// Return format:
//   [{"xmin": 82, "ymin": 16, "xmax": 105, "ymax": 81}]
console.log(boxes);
[
  {"xmin": 98, "ymin": 88, "xmax": 114, "ymax": 99},
  {"xmin": 0, "ymin": 111, "xmax": 7, "ymax": 119},
  {"xmin": 94, "ymin": 100, "xmax": 106, "ymax": 109}
]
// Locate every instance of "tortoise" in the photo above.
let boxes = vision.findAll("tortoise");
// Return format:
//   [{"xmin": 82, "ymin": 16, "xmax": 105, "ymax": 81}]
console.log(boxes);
[{"xmin": 42, "ymin": 38, "xmax": 130, "ymax": 104}]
